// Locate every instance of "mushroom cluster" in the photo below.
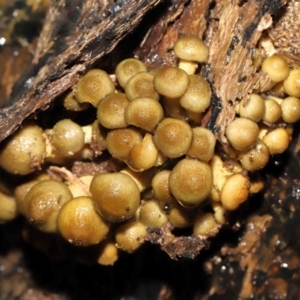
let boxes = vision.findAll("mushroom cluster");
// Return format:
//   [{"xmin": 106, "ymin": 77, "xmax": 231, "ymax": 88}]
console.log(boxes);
[{"xmin": 0, "ymin": 35, "xmax": 299, "ymax": 264}]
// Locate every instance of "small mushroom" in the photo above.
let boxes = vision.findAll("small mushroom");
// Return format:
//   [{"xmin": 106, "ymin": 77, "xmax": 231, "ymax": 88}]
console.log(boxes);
[
  {"xmin": 75, "ymin": 69, "xmax": 115, "ymax": 107},
  {"xmin": 57, "ymin": 196, "xmax": 110, "ymax": 246},
  {"xmin": 261, "ymin": 54, "xmax": 290, "ymax": 82},
  {"xmin": 237, "ymin": 94, "xmax": 265, "ymax": 122},
  {"xmin": 90, "ymin": 172, "xmax": 140, "ymax": 222},
  {"xmin": 262, "ymin": 128, "xmax": 290, "ymax": 155},
  {"xmin": 280, "ymin": 96, "xmax": 300, "ymax": 123},
  {"xmin": 263, "ymin": 98, "xmax": 282, "ymax": 124},
  {"xmin": 283, "ymin": 69, "xmax": 300, "ymax": 97},
  {"xmin": 193, "ymin": 213, "xmax": 219, "ymax": 237}
]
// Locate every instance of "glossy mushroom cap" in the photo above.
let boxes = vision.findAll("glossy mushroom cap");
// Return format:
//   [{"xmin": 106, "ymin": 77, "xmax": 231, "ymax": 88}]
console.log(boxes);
[
  {"xmin": 281, "ymin": 96, "xmax": 300, "ymax": 123},
  {"xmin": 187, "ymin": 127, "xmax": 216, "ymax": 161},
  {"xmin": 124, "ymin": 97, "xmax": 164, "ymax": 132},
  {"xmin": 106, "ymin": 128, "xmax": 143, "ymax": 161},
  {"xmin": 75, "ymin": 69, "xmax": 115, "ymax": 107},
  {"xmin": 261, "ymin": 54, "xmax": 290, "ymax": 82},
  {"xmin": 51, "ymin": 119, "xmax": 85, "ymax": 156},
  {"xmin": 115, "ymin": 58, "xmax": 147, "ymax": 88},
  {"xmin": 169, "ymin": 158, "xmax": 213, "ymax": 208},
  {"xmin": 283, "ymin": 69, "xmax": 300, "ymax": 97},
  {"xmin": 174, "ymin": 35, "xmax": 209, "ymax": 63},
  {"xmin": 179, "ymin": 75, "xmax": 211, "ymax": 113},
  {"xmin": 238, "ymin": 94, "xmax": 265, "ymax": 122},
  {"xmin": 57, "ymin": 196, "xmax": 110, "ymax": 246},
  {"xmin": 115, "ymin": 221, "xmax": 147, "ymax": 253},
  {"xmin": 262, "ymin": 128, "xmax": 290, "ymax": 155},
  {"xmin": 153, "ymin": 118, "xmax": 193, "ymax": 158},
  {"xmin": 0, "ymin": 124, "xmax": 46, "ymax": 175},
  {"xmin": 125, "ymin": 71, "xmax": 159, "ymax": 101},
  {"xmin": 90, "ymin": 172, "xmax": 140, "ymax": 222},
  {"xmin": 193, "ymin": 212, "xmax": 219, "ymax": 237},
  {"xmin": 153, "ymin": 67, "xmax": 190, "ymax": 98},
  {"xmin": 152, "ymin": 170, "xmax": 175, "ymax": 205},
  {"xmin": 23, "ymin": 180, "xmax": 73, "ymax": 233},
  {"xmin": 97, "ymin": 93, "xmax": 129, "ymax": 129},
  {"xmin": 225, "ymin": 117, "xmax": 259, "ymax": 151},
  {"xmin": 263, "ymin": 99, "xmax": 282, "ymax": 124}
]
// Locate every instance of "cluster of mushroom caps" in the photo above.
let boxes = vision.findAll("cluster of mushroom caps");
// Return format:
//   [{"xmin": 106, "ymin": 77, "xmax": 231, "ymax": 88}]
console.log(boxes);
[{"xmin": 0, "ymin": 35, "xmax": 299, "ymax": 265}]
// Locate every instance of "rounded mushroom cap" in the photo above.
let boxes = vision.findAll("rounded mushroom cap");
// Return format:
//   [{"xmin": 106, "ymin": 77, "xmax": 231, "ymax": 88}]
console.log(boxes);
[
  {"xmin": 168, "ymin": 202, "xmax": 196, "ymax": 228},
  {"xmin": 193, "ymin": 212, "xmax": 219, "ymax": 237},
  {"xmin": 261, "ymin": 54, "xmax": 290, "ymax": 82},
  {"xmin": 263, "ymin": 99, "xmax": 282, "ymax": 124},
  {"xmin": 57, "ymin": 196, "xmax": 110, "ymax": 246},
  {"xmin": 124, "ymin": 97, "xmax": 164, "ymax": 132},
  {"xmin": 281, "ymin": 96, "xmax": 300, "ymax": 123},
  {"xmin": 90, "ymin": 172, "xmax": 140, "ymax": 222},
  {"xmin": 97, "ymin": 93, "xmax": 129, "ymax": 129},
  {"xmin": 153, "ymin": 118, "xmax": 193, "ymax": 158},
  {"xmin": 75, "ymin": 69, "xmax": 115, "ymax": 107},
  {"xmin": 0, "ymin": 190, "xmax": 18, "ymax": 223},
  {"xmin": 283, "ymin": 69, "xmax": 300, "ymax": 97},
  {"xmin": 0, "ymin": 124, "xmax": 46, "ymax": 175},
  {"xmin": 153, "ymin": 67, "xmax": 190, "ymax": 98},
  {"xmin": 139, "ymin": 200, "xmax": 168, "ymax": 229},
  {"xmin": 169, "ymin": 158, "xmax": 213, "ymax": 208},
  {"xmin": 225, "ymin": 117, "xmax": 259, "ymax": 151},
  {"xmin": 179, "ymin": 74, "xmax": 211, "ymax": 113},
  {"xmin": 24, "ymin": 180, "xmax": 73, "ymax": 233},
  {"xmin": 220, "ymin": 173, "xmax": 250, "ymax": 210},
  {"xmin": 106, "ymin": 128, "xmax": 143, "ymax": 161},
  {"xmin": 51, "ymin": 119, "xmax": 85, "ymax": 156},
  {"xmin": 115, "ymin": 58, "xmax": 147, "ymax": 88},
  {"xmin": 152, "ymin": 170, "xmax": 174, "ymax": 205},
  {"xmin": 238, "ymin": 94, "xmax": 265, "ymax": 122},
  {"xmin": 115, "ymin": 221, "xmax": 147, "ymax": 253},
  {"xmin": 63, "ymin": 91, "xmax": 90, "ymax": 111},
  {"xmin": 262, "ymin": 128, "xmax": 290, "ymax": 155},
  {"xmin": 239, "ymin": 141, "xmax": 269, "ymax": 171},
  {"xmin": 187, "ymin": 127, "xmax": 216, "ymax": 162},
  {"xmin": 174, "ymin": 35, "xmax": 208, "ymax": 63},
  {"xmin": 125, "ymin": 71, "xmax": 159, "ymax": 101},
  {"xmin": 97, "ymin": 239, "xmax": 119, "ymax": 266}
]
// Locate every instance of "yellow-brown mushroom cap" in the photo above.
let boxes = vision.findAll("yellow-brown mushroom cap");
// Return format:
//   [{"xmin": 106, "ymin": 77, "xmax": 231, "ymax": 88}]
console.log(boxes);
[
  {"xmin": 262, "ymin": 128, "xmax": 290, "ymax": 155},
  {"xmin": 261, "ymin": 54, "xmax": 290, "ymax": 82},
  {"xmin": 152, "ymin": 170, "xmax": 174, "ymax": 204},
  {"xmin": 75, "ymin": 69, "xmax": 115, "ymax": 107},
  {"xmin": 153, "ymin": 118, "xmax": 193, "ymax": 158},
  {"xmin": 263, "ymin": 99, "xmax": 282, "ymax": 124},
  {"xmin": 125, "ymin": 71, "xmax": 159, "ymax": 101},
  {"xmin": 169, "ymin": 158, "xmax": 213, "ymax": 208},
  {"xmin": 283, "ymin": 69, "xmax": 300, "ymax": 97},
  {"xmin": 179, "ymin": 74, "xmax": 211, "ymax": 113},
  {"xmin": 238, "ymin": 94, "xmax": 265, "ymax": 122},
  {"xmin": 124, "ymin": 97, "xmax": 164, "ymax": 132},
  {"xmin": 0, "ymin": 124, "xmax": 46, "ymax": 175},
  {"xmin": 193, "ymin": 212, "xmax": 219, "ymax": 237},
  {"xmin": 153, "ymin": 67, "xmax": 190, "ymax": 98},
  {"xmin": 225, "ymin": 117, "xmax": 259, "ymax": 151},
  {"xmin": 115, "ymin": 58, "xmax": 147, "ymax": 88},
  {"xmin": 173, "ymin": 35, "xmax": 209, "ymax": 63},
  {"xmin": 281, "ymin": 96, "xmax": 300, "ymax": 123},
  {"xmin": 57, "ymin": 196, "xmax": 110, "ymax": 246},
  {"xmin": 90, "ymin": 172, "xmax": 140, "ymax": 222},
  {"xmin": 97, "ymin": 93, "xmax": 129, "ymax": 129}
]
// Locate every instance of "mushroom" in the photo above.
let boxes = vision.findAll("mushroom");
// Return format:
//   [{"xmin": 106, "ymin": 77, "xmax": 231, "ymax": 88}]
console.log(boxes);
[
  {"xmin": 152, "ymin": 170, "xmax": 175, "ymax": 206},
  {"xmin": 57, "ymin": 196, "xmax": 110, "ymax": 246},
  {"xmin": 173, "ymin": 35, "xmax": 208, "ymax": 74},
  {"xmin": 262, "ymin": 128, "xmax": 290, "ymax": 155},
  {"xmin": 261, "ymin": 54, "xmax": 290, "ymax": 83},
  {"xmin": 139, "ymin": 200, "xmax": 168, "ymax": 229},
  {"xmin": 220, "ymin": 173, "xmax": 250, "ymax": 211},
  {"xmin": 115, "ymin": 221, "xmax": 147, "ymax": 253},
  {"xmin": 225, "ymin": 117, "xmax": 259, "ymax": 151},
  {"xmin": 153, "ymin": 67, "xmax": 190, "ymax": 98},
  {"xmin": 179, "ymin": 74, "xmax": 212, "ymax": 113},
  {"xmin": 0, "ymin": 123, "xmax": 46, "ymax": 175},
  {"xmin": 167, "ymin": 202, "xmax": 196, "ymax": 228},
  {"xmin": 193, "ymin": 212, "xmax": 219, "ymax": 237},
  {"xmin": 90, "ymin": 172, "xmax": 140, "ymax": 222},
  {"xmin": 280, "ymin": 96, "xmax": 300, "ymax": 123},
  {"xmin": 23, "ymin": 179, "xmax": 73, "ymax": 233},
  {"xmin": 237, "ymin": 93, "xmax": 265, "ymax": 122},
  {"xmin": 153, "ymin": 118, "xmax": 193, "ymax": 158},
  {"xmin": 283, "ymin": 69, "xmax": 300, "ymax": 97},
  {"xmin": 97, "ymin": 239, "xmax": 119, "ymax": 266},
  {"xmin": 125, "ymin": 71, "xmax": 159, "ymax": 101},
  {"xmin": 263, "ymin": 98, "xmax": 282, "ymax": 124},
  {"xmin": 97, "ymin": 93, "xmax": 129, "ymax": 129},
  {"xmin": 124, "ymin": 97, "xmax": 164, "ymax": 132},
  {"xmin": 169, "ymin": 158, "xmax": 213, "ymax": 208},
  {"xmin": 75, "ymin": 69, "xmax": 115, "ymax": 107},
  {"xmin": 115, "ymin": 58, "xmax": 147, "ymax": 88}
]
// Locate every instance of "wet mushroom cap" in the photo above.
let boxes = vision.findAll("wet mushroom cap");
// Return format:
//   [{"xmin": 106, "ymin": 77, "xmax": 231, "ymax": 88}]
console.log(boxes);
[
  {"xmin": 57, "ymin": 196, "xmax": 110, "ymax": 246},
  {"xmin": 283, "ymin": 69, "xmax": 300, "ymax": 97},
  {"xmin": 174, "ymin": 35, "xmax": 209, "ymax": 63},
  {"xmin": 90, "ymin": 172, "xmax": 140, "ymax": 222},
  {"xmin": 262, "ymin": 128, "xmax": 290, "ymax": 155},
  {"xmin": 0, "ymin": 124, "xmax": 46, "ymax": 175},
  {"xmin": 153, "ymin": 118, "xmax": 193, "ymax": 158},
  {"xmin": 238, "ymin": 94, "xmax": 265, "ymax": 122},
  {"xmin": 261, "ymin": 54, "xmax": 290, "ymax": 82},
  {"xmin": 225, "ymin": 117, "xmax": 259, "ymax": 151},
  {"xmin": 280, "ymin": 96, "xmax": 300, "ymax": 123},
  {"xmin": 153, "ymin": 67, "xmax": 190, "ymax": 98},
  {"xmin": 263, "ymin": 99, "xmax": 282, "ymax": 124},
  {"xmin": 169, "ymin": 158, "xmax": 213, "ymax": 208},
  {"xmin": 75, "ymin": 69, "xmax": 115, "ymax": 107}
]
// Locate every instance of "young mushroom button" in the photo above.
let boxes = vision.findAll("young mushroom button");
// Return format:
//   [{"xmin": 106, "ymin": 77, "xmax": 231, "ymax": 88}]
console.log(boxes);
[{"xmin": 90, "ymin": 172, "xmax": 140, "ymax": 222}]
